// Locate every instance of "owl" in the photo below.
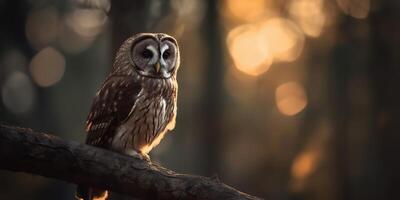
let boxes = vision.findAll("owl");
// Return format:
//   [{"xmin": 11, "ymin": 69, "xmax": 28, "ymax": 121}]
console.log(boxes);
[{"xmin": 76, "ymin": 33, "xmax": 180, "ymax": 200}]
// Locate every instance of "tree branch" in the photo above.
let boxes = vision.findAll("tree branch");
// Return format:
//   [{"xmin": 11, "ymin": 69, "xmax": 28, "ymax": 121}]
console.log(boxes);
[{"xmin": 0, "ymin": 124, "xmax": 262, "ymax": 200}]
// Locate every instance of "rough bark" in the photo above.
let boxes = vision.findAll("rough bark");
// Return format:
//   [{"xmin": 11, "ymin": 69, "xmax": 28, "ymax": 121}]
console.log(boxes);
[{"xmin": 0, "ymin": 124, "xmax": 262, "ymax": 200}]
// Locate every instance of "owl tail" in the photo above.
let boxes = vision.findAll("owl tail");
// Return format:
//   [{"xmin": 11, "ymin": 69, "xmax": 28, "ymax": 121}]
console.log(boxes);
[{"xmin": 76, "ymin": 185, "xmax": 108, "ymax": 200}]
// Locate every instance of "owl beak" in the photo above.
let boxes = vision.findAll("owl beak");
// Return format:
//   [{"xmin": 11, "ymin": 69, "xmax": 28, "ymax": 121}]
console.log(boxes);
[{"xmin": 154, "ymin": 62, "xmax": 161, "ymax": 73}]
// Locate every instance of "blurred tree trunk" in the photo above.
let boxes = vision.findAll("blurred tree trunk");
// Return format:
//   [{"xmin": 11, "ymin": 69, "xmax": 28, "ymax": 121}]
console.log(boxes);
[
  {"xmin": 329, "ymin": 19, "xmax": 380, "ymax": 200},
  {"xmin": 110, "ymin": 0, "xmax": 146, "ymax": 55},
  {"xmin": 329, "ymin": 18, "xmax": 353, "ymax": 200},
  {"xmin": 330, "ymin": 2, "xmax": 400, "ymax": 199},
  {"xmin": 199, "ymin": 0, "xmax": 225, "ymax": 175},
  {"xmin": 368, "ymin": 1, "xmax": 400, "ymax": 199}
]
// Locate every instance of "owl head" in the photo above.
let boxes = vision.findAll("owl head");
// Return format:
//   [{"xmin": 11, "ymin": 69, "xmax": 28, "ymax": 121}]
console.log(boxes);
[{"xmin": 115, "ymin": 33, "xmax": 180, "ymax": 79}]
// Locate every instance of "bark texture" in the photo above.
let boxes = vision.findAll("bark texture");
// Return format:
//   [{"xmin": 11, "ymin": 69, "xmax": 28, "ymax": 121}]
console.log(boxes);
[{"xmin": 0, "ymin": 124, "xmax": 262, "ymax": 200}]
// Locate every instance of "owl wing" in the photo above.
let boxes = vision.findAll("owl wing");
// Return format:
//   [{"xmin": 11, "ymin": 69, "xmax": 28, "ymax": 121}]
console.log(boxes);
[{"xmin": 85, "ymin": 76, "xmax": 142, "ymax": 147}]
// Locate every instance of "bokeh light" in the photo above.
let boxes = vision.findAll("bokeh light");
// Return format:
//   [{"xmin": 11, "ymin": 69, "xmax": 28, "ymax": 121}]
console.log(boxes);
[
  {"xmin": 291, "ymin": 151, "xmax": 318, "ymax": 179},
  {"xmin": 25, "ymin": 7, "xmax": 59, "ymax": 50},
  {"xmin": 1, "ymin": 71, "xmax": 35, "ymax": 114},
  {"xmin": 290, "ymin": 125, "xmax": 329, "ymax": 192},
  {"xmin": 259, "ymin": 18, "xmax": 305, "ymax": 62},
  {"xmin": 275, "ymin": 81, "xmax": 307, "ymax": 116},
  {"xmin": 227, "ymin": 24, "xmax": 273, "ymax": 76},
  {"xmin": 290, "ymin": 149, "xmax": 320, "ymax": 192},
  {"xmin": 56, "ymin": 7, "xmax": 108, "ymax": 54},
  {"xmin": 225, "ymin": 0, "xmax": 268, "ymax": 21},
  {"xmin": 65, "ymin": 8, "xmax": 107, "ymax": 38},
  {"xmin": 336, "ymin": 0, "xmax": 370, "ymax": 19},
  {"xmin": 29, "ymin": 47, "xmax": 66, "ymax": 87},
  {"xmin": 289, "ymin": 0, "xmax": 326, "ymax": 37}
]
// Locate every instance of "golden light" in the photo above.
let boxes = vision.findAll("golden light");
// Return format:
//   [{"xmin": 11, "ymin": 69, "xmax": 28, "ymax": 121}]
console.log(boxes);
[
  {"xmin": 290, "ymin": 126, "xmax": 329, "ymax": 192},
  {"xmin": 336, "ymin": 0, "xmax": 370, "ymax": 19},
  {"xmin": 29, "ymin": 47, "xmax": 66, "ymax": 87},
  {"xmin": 275, "ymin": 81, "xmax": 307, "ymax": 116},
  {"xmin": 227, "ymin": 25, "xmax": 273, "ymax": 76},
  {"xmin": 291, "ymin": 151, "xmax": 318, "ymax": 179},
  {"xmin": 259, "ymin": 18, "xmax": 305, "ymax": 62},
  {"xmin": 1, "ymin": 71, "xmax": 35, "ymax": 114},
  {"xmin": 225, "ymin": 0, "xmax": 268, "ymax": 21},
  {"xmin": 289, "ymin": 0, "xmax": 325, "ymax": 37},
  {"xmin": 25, "ymin": 7, "xmax": 59, "ymax": 49}
]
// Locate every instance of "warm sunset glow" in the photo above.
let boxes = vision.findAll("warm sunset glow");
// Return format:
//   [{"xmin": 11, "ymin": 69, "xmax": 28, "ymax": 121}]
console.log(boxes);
[
  {"xmin": 289, "ymin": 0, "xmax": 325, "ymax": 37},
  {"xmin": 291, "ymin": 151, "xmax": 318, "ymax": 179},
  {"xmin": 275, "ymin": 82, "xmax": 307, "ymax": 116},
  {"xmin": 225, "ymin": 0, "xmax": 267, "ymax": 21},
  {"xmin": 227, "ymin": 25, "xmax": 273, "ymax": 76},
  {"xmin": 29, "ymin": 47, "xmax": 66, "ymax": 87},
  {"xmin": 337, "ymin": 0, "xmax": 370, "ymax": 19},
  {"xmin": 259, "ymin": 18, "xmax": 305, "ymax": 62}
]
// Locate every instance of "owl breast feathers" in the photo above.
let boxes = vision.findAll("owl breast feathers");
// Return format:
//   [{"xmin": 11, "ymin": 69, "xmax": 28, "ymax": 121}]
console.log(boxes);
[{"xmin": 85, "ymin": 33, "xmax": 180, "ymax": 157}]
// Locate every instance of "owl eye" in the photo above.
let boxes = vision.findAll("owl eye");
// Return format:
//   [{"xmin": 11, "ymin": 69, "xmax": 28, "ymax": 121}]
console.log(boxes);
[
  {"xmin": 162, "ymin": 50, "xmax": 171, "ymax": 59},
  {"xmin": 142, "ymin": 49, "xmax": 153, "ymax": 59}
]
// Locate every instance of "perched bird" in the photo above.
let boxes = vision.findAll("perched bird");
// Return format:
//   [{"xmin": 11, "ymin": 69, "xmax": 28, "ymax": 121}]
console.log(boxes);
[{"xmin": 76, "ymin": 33, "xmax": 180, "ymax": 200}]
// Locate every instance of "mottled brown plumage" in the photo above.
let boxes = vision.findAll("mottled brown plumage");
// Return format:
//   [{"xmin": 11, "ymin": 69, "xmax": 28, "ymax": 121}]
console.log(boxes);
[{"xmin": 76, "ymin": 33, "xmax": 180, "ymax": 200}]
